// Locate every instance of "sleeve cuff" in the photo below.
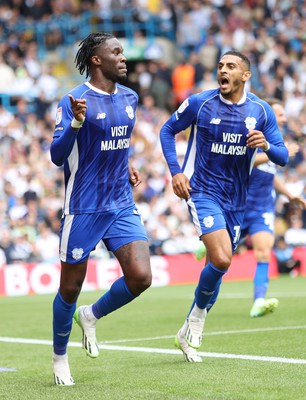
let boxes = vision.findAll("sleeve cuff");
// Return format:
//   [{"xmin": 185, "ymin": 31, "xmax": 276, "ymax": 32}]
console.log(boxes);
[
  {"xmin": 263, "ymin": 141, "xmax": 270, "ymax": 152},
  {"xmin": 71, "ymin": 117, "xmax": 85, "ymax": 129}
]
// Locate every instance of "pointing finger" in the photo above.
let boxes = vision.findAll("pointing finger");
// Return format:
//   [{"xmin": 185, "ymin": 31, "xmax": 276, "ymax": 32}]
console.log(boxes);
[{"xmin": 68, "ymin": 94, "xmax": 75, "ymax": 105}]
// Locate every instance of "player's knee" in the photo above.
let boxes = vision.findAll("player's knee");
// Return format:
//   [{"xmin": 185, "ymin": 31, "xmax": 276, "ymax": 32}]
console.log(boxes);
[
  {"xmin": 128, "ymin": 270, "xmax": 152, "ymax": 296},
  {"xmin": 60, "ymin": 284, "xmax": 81, "ymax": 304},
  {"xmin": 254, "ymin": 248, "xmax": 271, "ymax": 262},
  {"xmin": 137, "ymin": 271, "xmax": 152, "ymax": 293},
  {"xmin": 210, "ymin": 254, "xmax": 231, "ymax": 271}
]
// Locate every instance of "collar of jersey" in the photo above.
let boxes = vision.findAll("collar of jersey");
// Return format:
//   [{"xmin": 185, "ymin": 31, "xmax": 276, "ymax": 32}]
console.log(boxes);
[
  {"xmin": 219, "ymin": 90, "xmax": 246, "ymax": 105},
  {"xmin": 85, "ymin": 81, "xmax": 118, "ymax": 95}
]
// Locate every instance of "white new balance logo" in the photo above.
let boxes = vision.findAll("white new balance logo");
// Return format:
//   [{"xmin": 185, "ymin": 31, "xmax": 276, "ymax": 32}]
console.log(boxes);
[
  {"xmin": 210, "ymin": 118, "xmax": 221, "ymax": 124},
  {"xmin": 96, "ymin": 112, "xmax": 106, "ymax": 119}
]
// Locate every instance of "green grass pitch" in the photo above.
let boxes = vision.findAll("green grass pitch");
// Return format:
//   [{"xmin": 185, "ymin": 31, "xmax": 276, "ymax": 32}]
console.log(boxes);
[{"xmin": 0, "ymin": 275, "xmax": 305, "ymax": 400}]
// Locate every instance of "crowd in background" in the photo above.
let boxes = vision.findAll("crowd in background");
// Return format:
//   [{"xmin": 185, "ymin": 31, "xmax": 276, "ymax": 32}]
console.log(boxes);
[{"xmin": 0, "ymin": 0, "xmax": 306, "ymax": 270}]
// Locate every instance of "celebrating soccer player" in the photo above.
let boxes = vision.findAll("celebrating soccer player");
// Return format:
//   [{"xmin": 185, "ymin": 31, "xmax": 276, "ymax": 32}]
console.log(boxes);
[
  {"xmin": 160, "ymin": 51, "xmax": 289, "ymax": 362},
  {"xmin": 242, "ymin": 98, "xmax": 306, "ymax": 317},
  {"xmin": 51, "ymin": 32, "xmax": 152, "ymax": 385}
]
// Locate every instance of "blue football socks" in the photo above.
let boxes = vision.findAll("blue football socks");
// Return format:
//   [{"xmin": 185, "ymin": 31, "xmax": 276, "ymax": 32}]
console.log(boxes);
[
  {"xmin": 254, "ymin": 261, "xmax": 269, "ymax": 300},
  {"xmin": 92, "ymin": 276, "xmax": 136, "ymax": 319},
  {"xmin": 195, "ymin": 262, "xmax": 226, "ymax": 310},
  {"xmin": 206, "ymin": 277, "xmax": 222, "ymax": 313},
  {"xmin": 53, "ymin": 291, "xmax": 76, "ymax": 355}
]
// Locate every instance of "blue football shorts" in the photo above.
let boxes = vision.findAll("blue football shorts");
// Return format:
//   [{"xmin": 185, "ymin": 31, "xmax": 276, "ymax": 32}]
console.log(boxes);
[
  {"xmin": 241, "ymin": 209, "xmax": 274, "ymax": 238},
  {"xmin": 59, "ymin": 204, "xmax": 148, "ymax": 264},
  {"xmin": 186, "ymin": 196, "xmax": 245, "ymax": 253}
]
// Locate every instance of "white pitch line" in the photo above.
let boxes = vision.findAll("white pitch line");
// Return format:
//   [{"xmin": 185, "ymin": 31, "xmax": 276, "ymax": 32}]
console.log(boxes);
[
  {"xmin": 102, "ymin": 325, "xmax": 306, "ymax": 343},
  {"xmin": 0, "ymin": 337, "xmax": 306, "ymax": 365},
  {"xmin": 219, "ymin": 292, "xmax": 306, "ymax": 299}
]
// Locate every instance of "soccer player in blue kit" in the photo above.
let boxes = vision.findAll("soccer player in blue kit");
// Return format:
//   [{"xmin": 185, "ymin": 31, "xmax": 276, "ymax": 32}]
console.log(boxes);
[
  {"xmin": 243, "ymin": 98, "xmax": 306, "ymax": 317},
  {"xmin": 50, "ymin": 32, "xmax": 152, "ymax": 385},
  {"xmin": 160, "ymin": 51, "xmax": 289, "ymax": 362}
]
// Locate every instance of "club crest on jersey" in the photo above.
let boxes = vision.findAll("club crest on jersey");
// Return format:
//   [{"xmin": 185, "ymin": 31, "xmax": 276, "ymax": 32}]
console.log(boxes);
[
  {"xmin": 55, "ymin": 107, "xmax": 62, "ymax": 125},
  {"xmin": 244, "ymin": 117, "xmax": 257, "ymax": 130},
  {"xmin": 203, "ymin": 216, "xmax": 214, "ymax": 228},
  {"xmin": 125, "ymin": 105, "xmax": 134, "ymax": 119},
  {"xmin": 72, "ymin": 248, "xmax": 84, "ymax": 260}
]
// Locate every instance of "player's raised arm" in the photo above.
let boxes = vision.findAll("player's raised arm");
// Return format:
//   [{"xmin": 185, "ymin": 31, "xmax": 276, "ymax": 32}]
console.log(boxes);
[
  {"xmin": 68, "ymin": 94, "xmax": 87, "ymax": 129},
  {"xmin": 50, "ymin": 94, "xmax": 87, "ymax": 166}
]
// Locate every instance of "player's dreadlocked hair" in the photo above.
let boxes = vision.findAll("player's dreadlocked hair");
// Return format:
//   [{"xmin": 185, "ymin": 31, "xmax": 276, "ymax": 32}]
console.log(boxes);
[{"xmin": 75, "ymin": 32, "xmax": 115, "ymax": 78}]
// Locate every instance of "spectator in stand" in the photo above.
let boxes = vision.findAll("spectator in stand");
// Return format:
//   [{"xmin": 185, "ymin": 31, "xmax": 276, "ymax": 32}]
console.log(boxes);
[
  {"xmin": 274, "ymin": 235, "xmax": 301, "ymax": 277},
  {"xmin": 35, "ymin": 222, "xmax": 59, "ymax": 263},
  {"xmin": 189, "ymin": 51, "xmax": 205, "ymax": 87},
  {"xmin": 0, "ymin": 52, "xmax": 16, "ymax": 92},
  {"xmin": 35, "ymin": 64, "xmax": 59, "ymax": 102},
  {"xmin": 0, "ymin": 230, "xmax": 15, "ymax": 265},
  {"xmin": 284, "ymin": 214, "xmax": 306, "ymax": 247},
  {"xmin": 6, "ymin": 232, "xmax": 35, "ymax": 263},
  {"xmin": 176, "ymin": 13, "xmax": 201, "ymax": 58},
  {"xmin": 171, "ymin": 59, "xmax": 195, "ymax": 107},
  {"xmin": 148, "ymin": 61, "xmax": 173, "ymax": 110},
  {"xmin": 198, "ymin": 33, "xmax": 219, "ymax": 73},
  {"xmin": 0, "ymin": 247, "xmax": 6, "ymax": 266}
]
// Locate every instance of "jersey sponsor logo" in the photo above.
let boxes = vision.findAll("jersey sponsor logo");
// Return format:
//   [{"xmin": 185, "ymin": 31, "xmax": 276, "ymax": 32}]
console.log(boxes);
[
  {"xmin": 111, "ymin": 125, "xmax": 128, "ymax": 136},
  {"xmin": 125, "ymin": 105, "xmax": 134, "ymax": 119},
  {"xmin": 96, "ymin": 112, "xmax": 106, "ymax": 119},
  {"xmin": 55, "ymin": 107, "xmax": 62, "ymax": 125},
  {"xmin": 203, "ymin": 216, "xmax": 214, "ymax": 228},
  {"xmin": 211, "ymin": 143, "xmax": 247, "ymax": 155},
  {"xmin": 72, "ymin": 248, "xmax": 84, "ymax": 260},
  {"xmin": 244, "ymin": 116, "xmax": 257, "ymax": 130},
  {"xmin": 101, "ymin": 138, "xmax": 130, "ymax": 151},
  {"xmin": 210, "ymin": 118, "xmax": 221, "ymax": 125},
  {"xmin": 211, "ymin": 132, "xmax": 246, "ymax": 155}
]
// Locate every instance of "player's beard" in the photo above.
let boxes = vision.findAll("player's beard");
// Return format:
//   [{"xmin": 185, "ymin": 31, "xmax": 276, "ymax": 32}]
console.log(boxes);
[
  {"xmin": 117, "ymin": 74, "xmax": 127, "ymax": 83},
  {"xmin": 107, "ymin": 68, "xmax": 127, "ymax": 84},
  {"xmin": 220, "ymin": 78, "xmax": 240, "ymax": 98}
]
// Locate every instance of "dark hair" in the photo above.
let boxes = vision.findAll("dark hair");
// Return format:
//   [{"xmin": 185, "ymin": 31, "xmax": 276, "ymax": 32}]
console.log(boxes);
[
  {"xmin": 75, "ymin": 32, "xmax": 115, "ymax": 78},
  {"xmin": 222, "ymin": 50, "xmax": 251, "ymax": 70}
]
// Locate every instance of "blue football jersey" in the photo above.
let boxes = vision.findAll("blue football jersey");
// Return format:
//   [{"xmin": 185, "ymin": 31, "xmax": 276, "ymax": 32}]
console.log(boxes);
[
  {"xmin": 51, "ymin": 82, "xmax": 138, "ymax": 214},
  {"xmin": 246, "ymin": 155, "xmax": 277, "ymax": 212},
  {"xmin": 160, "ymin": 89, "xmax": 288, "ymax": 211}
]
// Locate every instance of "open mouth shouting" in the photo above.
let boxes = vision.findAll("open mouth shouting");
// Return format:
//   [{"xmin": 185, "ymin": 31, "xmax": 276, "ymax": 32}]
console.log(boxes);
[{"xmin": 219, "ymin": 76, "xmax": 230, "ymax": 91}]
